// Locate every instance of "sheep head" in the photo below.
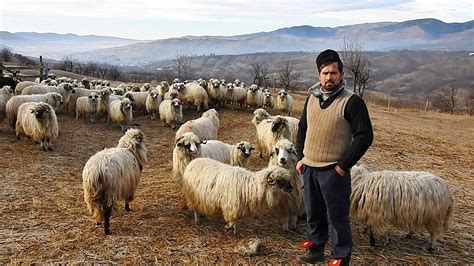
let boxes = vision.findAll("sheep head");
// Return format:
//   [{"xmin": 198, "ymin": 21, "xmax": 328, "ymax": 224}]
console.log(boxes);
[
  {"xmin": 118, "ymin": 128, "xmax": 148, "ymax": 168},
  {"xmin": 30, "ymin": 103, "xmax": 51, "ymax": 120},
  {"xmin": 120, "ymin": 98, "xmax": 133, "ymax": 111},
  {"xmin": 236, "ymin": 141, "xmax": 255, "ymax": 158},
  {"xmin": 270, "ymin": 116, "xmax": 289, "ymax": 134},
  {"xmin": 263, "ymin": 166, "xmax": 293, "ymax": 194},
  {"xmin": 269, "ymin": 139, "xmax": 297, "ymax": 168},
  {"xmin": 88, "ymin": 92, "xmax": 99, "ymax": 102},
  {"xmin": 175, "ymin": 132, "xmax": 205, "ymax": 159}
]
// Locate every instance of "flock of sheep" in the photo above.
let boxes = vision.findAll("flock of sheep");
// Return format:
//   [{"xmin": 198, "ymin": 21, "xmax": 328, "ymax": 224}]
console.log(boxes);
[{"xmin": 0, "ymin": 76, "xmax": 453, "ymax": 253}]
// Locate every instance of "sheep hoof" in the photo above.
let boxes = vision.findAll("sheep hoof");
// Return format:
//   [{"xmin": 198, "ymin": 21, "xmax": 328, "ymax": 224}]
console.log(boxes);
[{"xmin": 125, "ymin": 203, "xmax": 131, "ymax": 212}]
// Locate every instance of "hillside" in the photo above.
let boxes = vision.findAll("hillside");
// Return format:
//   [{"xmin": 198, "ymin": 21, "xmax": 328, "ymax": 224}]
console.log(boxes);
[{"xmin": 0, "ymin": 93, "xmax": 472, "ymax": 264}]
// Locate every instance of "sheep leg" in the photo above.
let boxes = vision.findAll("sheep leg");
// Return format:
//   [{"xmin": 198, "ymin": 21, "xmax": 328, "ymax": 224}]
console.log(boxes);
[
  {"xmin": 224, "ymin": 222, "xmax": 236, "ymax": 235},
  {"xmin": 368, "ymin": 227, "xmax": 376, "ymax": 247},
  {"xmin": 47, "ymin": 138, "xmax": 53, "ymax": 151},
  {"xmin": 194, "ymin": 211, "xmax": 200, "ymax": 225},
  {"xmin": 125, "ymin": 202, "xmax": 131, "ymax": 212},
  {"xmin": 102, "ymin": 201, "xmax": 111, "ymax": 235},
  {"xmin": 41, "ymin": 139, "xmax": 47, "ymax": 152},
  {"xmin": 289, "ymin": 215, "xmax": 298, "ymax": 231},
  {"xmin": 427, "ymin": 232, "xmax": 437, "ymax": 253}
]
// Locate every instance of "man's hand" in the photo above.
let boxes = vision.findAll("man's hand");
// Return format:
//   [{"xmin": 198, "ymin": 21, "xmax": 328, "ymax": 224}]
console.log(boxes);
[
  {"xmin": 296, "ymin": 160, "xmax": 304, "ymax": 175},
  {"xmin": 335, "ymin": 164, "xmax": 346, "ymax": 176}
]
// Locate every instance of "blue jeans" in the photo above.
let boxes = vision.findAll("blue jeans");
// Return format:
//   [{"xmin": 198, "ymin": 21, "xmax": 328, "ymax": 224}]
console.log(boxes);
[{"xmin": 302, "ymin": 165, "xmax": 352, "ymax": 258}]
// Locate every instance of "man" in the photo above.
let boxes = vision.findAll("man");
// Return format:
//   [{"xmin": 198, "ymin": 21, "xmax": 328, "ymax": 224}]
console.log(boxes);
[{"xmin": 295, "ymin": 49, "xmax": 373, "ymax": 265}]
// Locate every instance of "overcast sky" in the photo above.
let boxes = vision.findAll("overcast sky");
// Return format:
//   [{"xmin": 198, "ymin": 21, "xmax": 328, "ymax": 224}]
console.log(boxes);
[{"xmin": 1, "ymin": 0, "xmax": 472, "ymax": 40}]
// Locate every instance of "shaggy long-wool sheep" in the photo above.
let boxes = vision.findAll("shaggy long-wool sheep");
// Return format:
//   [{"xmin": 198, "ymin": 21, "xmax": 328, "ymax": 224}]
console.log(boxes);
[
  {"xmin": 15, "ymin": 102, "xmax": 58, "ymax": 151},
  {"xmin": 145, "ymin": 89, "xmax": 162, "ymax": 120},
  {"xmin": 82, "ymin": 129, "xmax": 147, "ymax": 235},
  {"xmin": 350, "ymin": 165, "xmax": 453, "ymax": 251},
  {"xmin": 68, "ymin": 87, "xmax": 96, "ymax": 114},
  {"xmin": 263, "ymin": 91, "xmax": 274, "ymax": 111},
  {"xmin": 252, "ymin": 108, "xmax": 299, "ymax": 143},
  {"xmin": 175, "ymin": 108, "xmax": 219, "ymax": 141},
  {"xmin": 6, "ymin": 92, "xmax": 63, "ymax": 128},
  {"xmin": 275, "ymin": 90, "xmax": 294, "ymax": 116},
  {"xmin": 268, "ymin": 139, "xmax": 304, "ymax": 231},
  {"xmin": 172, "ymin": 132, "xmax": 206, "ymax": 183},
  {"xmin": 21, "ymin": 83, "xmax": 74, "ymax": 108},
  {"xmin": 255, "ymin": 115, "xmax": 291, "ymax": 158},
  {"xmin": 124, "ymin": 91, "xmax": 148, "ymax": 113},
  {"xmin": 159, "ymin": 98, "xmax": 183, "ymax": 129},
  {"xmin": 224, "ymin": 83, "xmax": 246, "ymax": 108},
  {"xmin": 156, "ymin": 81, "xmax": 170, "ymax": 97},
  {"xmin": 75, "ymin": 92, "xmax": 99, "ymax": 123},
  {"xmin": 140, "ymin": 83, "xmax": 151, "ymax": 92},
  {"xmin": 174, "ymin": 82, "xmax": 209, "ymax": 112},
  {"xmin": 246, "ymin": 84, "xmax": 264, "ymax": 110},
  {"xmin": 229, "ymin": 141, "xmax": 254, "ymax": 168},
  {"xmin": 108, "ymin": 98, "xmax": 133, "ymax": 132},
  {"xmin": 14, "ymin": 81, "xmax": 38, "ymax": 95},
  {"xmin": 182, "ymin": 158, "xmax": 293, "ymax": 234},
  {"xmin": 0, "ymin": 86, "xmax": 14, "ymax": 122},
  {"xmin": 207, "ymin": 78, "xmax": 226, "ymax": 108}
]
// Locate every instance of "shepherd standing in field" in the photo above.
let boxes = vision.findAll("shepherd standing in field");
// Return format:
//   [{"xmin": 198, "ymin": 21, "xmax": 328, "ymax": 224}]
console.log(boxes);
[{"xmin": 295, "ymin": 49, "xmax": 373, "ymax": 265}]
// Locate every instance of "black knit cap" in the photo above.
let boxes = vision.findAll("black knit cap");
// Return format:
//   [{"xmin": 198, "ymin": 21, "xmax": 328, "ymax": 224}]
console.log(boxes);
[{"xmin": 316, "ymin": 49, "xmax": 343, "ymax": 72}]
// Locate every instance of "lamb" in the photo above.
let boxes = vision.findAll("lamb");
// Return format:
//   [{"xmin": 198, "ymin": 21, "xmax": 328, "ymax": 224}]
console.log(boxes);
[
  {"xmin": 275, "ymin": 90, "xmax": 294, "ymax": 116},
  {"xmin": 175, "ymin": 108, "xmax": 219, "ymax": 141},
  {"xmin": 107, "ymin": 98, "xmax": 133, "ymax": 132},
  {"xmin": 82, "ymin": 128, "xmax": 147, "ymax": 235},
  {"xmin": 15, "ymin": 102, "xmax": 58, "ymax": 151},
  {"xmin": 268, "ymin": 139, "xmax": 304, "ymax": 231},
  {"xmin": 6, "ymin": 92, "xmax": 63, "ymax": 128},
  {"xmin": 145, "ymin": 89, "xmax": 162, "ymax": 120},
  {"xmin": 15, "ymin": 81, "xmax": 38, "ymax": 95},
  {"xmin": 350, "ymin": 165, "xmax": 453, "ymax": 251},
  {"xmin": 246, "ymin": 84, "xmax": 264, "ymax": 110},
  {"xmin": 181, "ymin": 158, "xmax": 293, "ymax": 234},
  {"xmin": 75, "ymin": 92, "xmax": 99, "ymax": 123},
  {"xmin": 159, "ymin": 98, "xmax": 183, "ymax": 129},
  {"xmin": 255, "ymin": 115, "xmax": 291, "ymax": 158},
  {"xmin": 252, "ymin": 108, "xmax": 299, "ymax": 144},
  {"xmin": 0, "ymin": 86, "xmax": 14, "ymax": 122}
]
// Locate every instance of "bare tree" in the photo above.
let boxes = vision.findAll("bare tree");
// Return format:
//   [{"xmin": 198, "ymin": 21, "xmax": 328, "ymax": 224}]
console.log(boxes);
[
  {"xmin": 156, "ymin": 68, "xmax": 175, "ymax": 83},
  {"xmin": 58, "ymin": 56, "xmax": 75, "ymax": 72},
  {"xmin": 340, "ymin": 37, "xmax": 371, "ymax": 97},
  {"xmin": 465, "ymin": 89, "xmax": 474, "ymax": 116},
  {"xmin": 436, "ymin": 80, "xmax": 459, "ymax": 113},
  {"xmin": 107, "ymin": 65, "xmax": 122, "ymax": 81},
  {"xmin": 98, "ymin": 63, "xmax": 109, "ymax": 79},
  {"xmin": 277, "ymin": 58, "xmax": 301, "ymax": 91},
  {"xmin": 1, "ymin": 48, "xmax": 13, "ymax": 62},
  {"xmin": 248, "ymin": 62, "xmax": 270, "ymax": 88},
  {"xmin": 173, "ymin": 55, "xmax": 195, "ymax": 81}
]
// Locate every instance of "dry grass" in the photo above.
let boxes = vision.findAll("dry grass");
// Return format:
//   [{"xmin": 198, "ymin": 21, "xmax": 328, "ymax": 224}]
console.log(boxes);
[{"xmin": 1, "ymin": 93, "xmax": 473, "ymax": 264}]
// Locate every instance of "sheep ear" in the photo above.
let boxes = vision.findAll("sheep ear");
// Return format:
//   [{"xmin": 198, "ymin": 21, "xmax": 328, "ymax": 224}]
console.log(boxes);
[
  {"xmin": 269, "ymin": 151, "xmax": 274, "ymax": 158},
  {"xmin": 175, "ymin": 136, "xmax": 184, "ymax": 146},
  {"xmin": 267, "ymin": 172, "xmax": 276, "ymax": 185},
  {"xmin": 201, "ymin": 140, "xmax": 207, "ymax": 144},
  {"xmin": 30, "ymin": 109, "xmax": 35, "ymax": 113},
  {"xmin": 250, "ymin": 145, "xmax": 255, "ymax": 150}
]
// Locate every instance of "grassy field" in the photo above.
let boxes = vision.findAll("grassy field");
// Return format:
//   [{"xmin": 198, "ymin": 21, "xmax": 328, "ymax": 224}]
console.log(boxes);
[{"xmin": 1, "ymin": 92, "xmax": 472, "ymax": 264}]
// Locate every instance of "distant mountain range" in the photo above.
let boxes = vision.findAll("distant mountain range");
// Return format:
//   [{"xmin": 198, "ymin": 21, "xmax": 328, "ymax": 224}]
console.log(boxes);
[{"xmin": 2, "ymin": 18, "xmax": 473, "ymax": 65}]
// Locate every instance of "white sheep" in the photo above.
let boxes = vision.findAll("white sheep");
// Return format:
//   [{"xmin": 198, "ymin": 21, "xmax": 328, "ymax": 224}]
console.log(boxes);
[
  {"xmin": 6, "ymin": 92, "xmax": 63, "ymax": 128},
  {"xmin": 181, "ymin": 158, "xmax": 294, "ymax": 234},
  {"xmin": 224, "ymin": 83, "xmax": 246, "ymax": 108},
  {"xmin": 263, "ymin": 91, "xmax": 275, "ymax": 111},
  {"xmin": 172, "ymin": 132, "xmax": 206, "ymax": 183},
  {"xmin": 350, "ymin": 165, "xmax": 453, "ymax": 251},
  {"xmin": 15, "ymin": 102, "xmax": 58, "ymax": 151},
  {"xmin": 0, "ymin": 86, "xmax": 15, "ymax": 122},
  {"xmin": 82, "ymin": 128, "xmax": 147, "ymax": 235},
  {"xmin": 68, "ymin": 87, "xmax": 96, "ymax": 114},
  {"xmin": 75, "ymin": 92, "xmax": 99, "ymax": 123},
  {"xmin": 229, "ymin": 141, "xmax": 255, "ymax": 168},
  {"xmin": 145, "ymin": 89, "xmax": 162, "ymax": 120},
  {"xmin": 177, "ymin": 82, "xmax": 209, "ymax": 112},
  {"xmin": 275, "ymin": 90, "xmax": 294, "ymax": 116},
  {"xmin": 255, "ymin": 115, "xmax": 291, "ymax": 158},
  {"xmin": 124, "ymin": 91, "xmax": 148, "ymax": 114},
  {"xmin": 140, "ymin": 83, "xmax": 151, "ymax": 92},
  {"xmin": 246, "ymin": 84, "xmax": 264, "ymax": 110},
  {"xmin": 268, "ymin": 139, "xmax": 304, "ymax": 231},
  {"xmin": 175, "ymin": 108, "xmax": 219, "ymax": 141},
  {"xmin": 107, "ymin": 98, "xmax": 133, "ymax": 132},
  {"xmin": 159, "ymin": 98, "xmax": 183, "ymax": 129},
  {"xmin": 156, "ymin": 81, "xmax": 170, "ymax": 98},
  {"xmin": 21, "ymin": 83, "xmax": 74, "ymax": 107},
  {"xmin": 15, "ymin": 81, "xmax": 38, "ymax": 94},
  {"xmin": 252, "ymin": 108, "xmax": 299, "ymax": 144}
]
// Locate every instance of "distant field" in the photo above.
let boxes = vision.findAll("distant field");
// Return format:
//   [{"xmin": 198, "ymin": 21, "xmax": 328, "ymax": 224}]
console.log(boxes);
[{"xmin": 0, "ymin": 92, "xmax": 472, "ymax": 264}]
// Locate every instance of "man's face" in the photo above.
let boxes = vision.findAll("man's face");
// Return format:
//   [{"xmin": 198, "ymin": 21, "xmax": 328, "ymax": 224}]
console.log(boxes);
[{"xmin": 318, "ymin": 62, "xmax": 343, "ymax": 91}]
